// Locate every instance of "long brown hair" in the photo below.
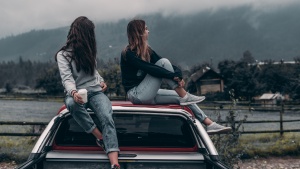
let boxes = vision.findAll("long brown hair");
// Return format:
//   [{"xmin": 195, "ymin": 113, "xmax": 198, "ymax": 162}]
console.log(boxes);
[
  {"xmin": 125, "ymin": 19, "xmax": 151, "ymax": 61},
  {"xmin": 55, "ymin": 16, "xmax": 97, "ymax": 75}
]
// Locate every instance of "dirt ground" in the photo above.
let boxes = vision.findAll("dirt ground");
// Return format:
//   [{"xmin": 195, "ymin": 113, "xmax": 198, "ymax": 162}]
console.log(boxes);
[
  {"xmin": 0, "ymin": 161, "xmax": 17, "ymax": 169},
  {"xmin": 1, "ymin": 156, "xmax": 300, "ymax": 169},
  {"xmin": 237, "ymin": 156, "xmax": 300, "ymax": 169}
]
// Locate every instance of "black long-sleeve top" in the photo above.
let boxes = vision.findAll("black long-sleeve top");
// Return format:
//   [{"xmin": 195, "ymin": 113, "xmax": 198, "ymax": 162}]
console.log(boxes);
[{"xmin": 120, "ymin": 48, "xmax": 182, "ymax": 92}]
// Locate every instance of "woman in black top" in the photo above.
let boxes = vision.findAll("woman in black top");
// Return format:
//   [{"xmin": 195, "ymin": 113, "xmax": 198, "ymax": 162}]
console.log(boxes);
[{"xmin": 120, "ymin": 19, "xmax": 231, "ymax": 134}]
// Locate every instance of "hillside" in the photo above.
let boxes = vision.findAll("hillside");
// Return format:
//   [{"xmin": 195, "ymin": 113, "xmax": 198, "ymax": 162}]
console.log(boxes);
[{"xmin": 0, "ymin": 4, "xmax": 300, "ymax": 67}]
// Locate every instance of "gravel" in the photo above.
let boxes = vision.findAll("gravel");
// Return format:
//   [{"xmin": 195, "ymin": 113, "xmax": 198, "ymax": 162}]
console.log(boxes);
[{"xmin": 238, "ymin": 156, "xmax": 300, "ymax": 169}]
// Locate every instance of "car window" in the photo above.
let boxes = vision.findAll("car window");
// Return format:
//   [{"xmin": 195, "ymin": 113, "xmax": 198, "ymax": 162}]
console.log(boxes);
[{"xmin": 55, "ymin": 113, "xmax": 196, "ymax": 148}]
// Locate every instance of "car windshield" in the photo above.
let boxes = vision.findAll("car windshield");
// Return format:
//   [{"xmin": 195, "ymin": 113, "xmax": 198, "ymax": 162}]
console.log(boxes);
[{"xmin": 55, "ymin": 113, "xmax": 196, "ymax": 148}]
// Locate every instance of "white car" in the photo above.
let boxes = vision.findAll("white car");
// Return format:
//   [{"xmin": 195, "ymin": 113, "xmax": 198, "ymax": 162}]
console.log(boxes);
[{"xmin": 18, "ymin": 101, "xmax": 229, "ymax": 169}]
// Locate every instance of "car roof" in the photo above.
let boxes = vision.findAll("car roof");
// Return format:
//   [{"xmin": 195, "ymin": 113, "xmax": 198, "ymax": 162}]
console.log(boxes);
[
  {"xmin": 112, "ymin": 101, "xmax": 182, "ymax": 108},
  {"xmin": 57, "ymin": 101, "xmax": 194, "ymax": 116}
]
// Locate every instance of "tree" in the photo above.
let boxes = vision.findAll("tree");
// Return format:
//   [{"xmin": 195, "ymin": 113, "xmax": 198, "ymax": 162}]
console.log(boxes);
[
  {"xmin": 98, "ymin": 58, "xmax": 125, "ymax": 97},
  {"xmin": 5, "ymin": 82, "xmax": 13, "ymax": 93},
  {"xmin": 294, "ymin": 56, "xmax": 300, "ymax": 63},
  {"xmin": 218, "ymin": 60, "xmax": 261, "ymax": 101},
  {"xmin": 241, "ymin": 50, "xmax": 255, "ymax": 63},
  {"xmin": 35, "ymin": 66, "xmax": 64, "ymax": 95},
  {"xmin": 257, "ymin": 63, "xmax": 294, "ymax": 94}
]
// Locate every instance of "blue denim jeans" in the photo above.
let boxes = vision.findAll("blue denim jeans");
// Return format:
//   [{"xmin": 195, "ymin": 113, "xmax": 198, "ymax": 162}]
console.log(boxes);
[
  {"xmin": 65, "ymin": 91, "xmax": 119, "ymax": 154},
  {"xmin": 127, "ymin": 58, "xmax": 207, "ymax": 122}
]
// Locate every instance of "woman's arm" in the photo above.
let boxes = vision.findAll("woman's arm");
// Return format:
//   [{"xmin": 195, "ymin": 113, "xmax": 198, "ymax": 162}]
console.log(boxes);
[
  {"xmin": 126, "ymin": 50, "xmax": 182, "ymax": 79},
  {"xmin": 56, "ymin": 51, "xmax": 77, "ymax": 96},
  {"xmin": 95, "ymin": 70, "xmax": 107, "ymax": 91},
  {"xmin": 95, "ymin": 70, "xmax": 104, "ymax": 83}
]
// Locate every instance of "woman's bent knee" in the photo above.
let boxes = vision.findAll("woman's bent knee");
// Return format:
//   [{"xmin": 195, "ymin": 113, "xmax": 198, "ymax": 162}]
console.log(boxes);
[
  {"xmin": 155, "ymin": 58, "xmax": 173, "ymax": 72},
  {"xmin": 156, "ymin": 58, "xmax": 171, "ymax": 65},
  {"xmin": 65, "ymin": 97, "xmax": 76, "ymax": 109}
]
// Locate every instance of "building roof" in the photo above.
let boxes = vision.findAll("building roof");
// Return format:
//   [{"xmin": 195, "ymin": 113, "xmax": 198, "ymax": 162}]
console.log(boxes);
[
  {"xmin": 259, "ymin": 93, "xmax": 282, "ymax": 100},
  {"xmin": 190, "ymin": 67, "xmax": 222, "ymax": 82}
]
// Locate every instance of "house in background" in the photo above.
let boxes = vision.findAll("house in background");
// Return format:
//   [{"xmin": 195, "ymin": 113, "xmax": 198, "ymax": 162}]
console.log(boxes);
[
  {"xmin": 190, "ymin": 67, "xmax": 224, "ymax": 95},
  {"xmin": 258, "ymin": 93, "xmax": 284, "ymax": 107}
]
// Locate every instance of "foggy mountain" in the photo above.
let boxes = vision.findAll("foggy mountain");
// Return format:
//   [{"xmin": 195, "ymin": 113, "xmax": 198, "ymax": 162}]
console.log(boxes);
[{"xmin": 0, "ymin": 5, "xmax": 299, "ymax": 68}]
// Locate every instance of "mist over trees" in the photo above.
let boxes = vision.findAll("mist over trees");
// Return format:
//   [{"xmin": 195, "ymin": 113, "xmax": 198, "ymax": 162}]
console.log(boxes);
[{"xmin": 0, "ymin": 4, "xmax": 300, "ymax": 66}]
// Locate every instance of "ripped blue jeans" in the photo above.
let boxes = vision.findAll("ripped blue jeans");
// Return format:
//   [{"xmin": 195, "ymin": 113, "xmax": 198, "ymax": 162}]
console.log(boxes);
[
  {"xmin": 127, "ymin": 58, "xmax": 207, "ymax": 122},
  {"xmin": 65, "ymin": 91, "xmax": 119, "ymax": 154}
]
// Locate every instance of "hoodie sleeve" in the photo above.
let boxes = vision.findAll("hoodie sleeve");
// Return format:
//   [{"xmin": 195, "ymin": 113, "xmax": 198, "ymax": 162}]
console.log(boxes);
[
  {"xmin": 95, "ymin": 70, "xmax": 104, "ymax": 83},
  {"xmin": 56, "ymin": 51, "xmax": 77, "ymax": 95}
]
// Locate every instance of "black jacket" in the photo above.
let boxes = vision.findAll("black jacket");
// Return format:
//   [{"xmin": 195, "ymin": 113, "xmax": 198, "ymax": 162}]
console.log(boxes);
[{"xmin": 120, "ymin": 48, "xmax": 182, "ymax": 92}]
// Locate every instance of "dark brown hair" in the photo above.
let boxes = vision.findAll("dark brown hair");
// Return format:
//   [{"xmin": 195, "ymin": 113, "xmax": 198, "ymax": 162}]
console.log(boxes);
[{"xmin": 55, "ymin": 16, "xmax": 97, "ymax": 75}]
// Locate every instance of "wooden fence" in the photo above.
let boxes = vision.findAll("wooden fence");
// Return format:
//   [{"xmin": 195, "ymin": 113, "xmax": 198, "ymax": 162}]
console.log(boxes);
[
  {"xmin": 1, "ymin": 103, "xmax": 300, "ymax": 136},
  {"xmin": 207, "ymin": 103, "xmax": 300, "ymax": 136},
  {"xmin": 0, "ymin": 121, "xmax": 47, "ymax": 136}
]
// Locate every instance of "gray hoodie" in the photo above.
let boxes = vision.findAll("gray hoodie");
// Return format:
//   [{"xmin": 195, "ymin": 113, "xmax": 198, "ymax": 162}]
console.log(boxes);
[{"xmin": 56, "ymin": 50, "xmax": 104, "ymax": 96}]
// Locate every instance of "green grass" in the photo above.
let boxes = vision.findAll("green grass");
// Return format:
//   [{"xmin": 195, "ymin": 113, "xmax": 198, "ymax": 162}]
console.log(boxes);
[
  {"xmin": 211, "ymin": 132, "xmax": 300, "ymax": 168},
  {"xmin": 233, "ymin": 133, "xmax": 300, "ymax": 158},
  {"xmin": 0, "ymin": 136, "xmax": 37, "ymax": 163},
  {"xmin": 0, "ymin": 125, "xmax": 38, "ymax": 163}
]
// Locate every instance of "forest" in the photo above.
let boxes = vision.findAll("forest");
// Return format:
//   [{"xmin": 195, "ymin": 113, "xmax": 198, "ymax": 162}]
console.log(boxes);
[{"xmin": 1, "ymin": 52, "xmax": 300, "ymax": 101}]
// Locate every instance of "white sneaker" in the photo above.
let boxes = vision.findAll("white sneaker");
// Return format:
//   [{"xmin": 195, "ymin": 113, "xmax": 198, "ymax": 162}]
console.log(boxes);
[
  {"xmin": 207, "ymin": 122, "xmax": 232, "ymax": 134},
  {"xmin": 179, "ymin": 92, "xmax": 205, "ymax": 105}
]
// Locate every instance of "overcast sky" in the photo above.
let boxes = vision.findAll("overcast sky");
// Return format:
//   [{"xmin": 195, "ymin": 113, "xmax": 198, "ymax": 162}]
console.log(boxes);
[{"xmin": 0, "ymin": 0, "xmax": 298, "ymax": 39}]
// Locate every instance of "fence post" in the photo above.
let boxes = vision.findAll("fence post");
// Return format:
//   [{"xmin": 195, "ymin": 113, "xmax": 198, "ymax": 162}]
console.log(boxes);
[
  {"xmin": 280, "ymin": 103, "xmax": 284, "ymax": 137},
  {"xmin": 230, "ymin": 110, "xmax": 236, "ymax": 132}
]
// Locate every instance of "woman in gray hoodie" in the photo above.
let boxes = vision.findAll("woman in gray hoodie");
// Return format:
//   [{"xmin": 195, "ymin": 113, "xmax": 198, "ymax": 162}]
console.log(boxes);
[{"xmin": 55, "ymin": 16, "xmax": 120, "ymax": 169}]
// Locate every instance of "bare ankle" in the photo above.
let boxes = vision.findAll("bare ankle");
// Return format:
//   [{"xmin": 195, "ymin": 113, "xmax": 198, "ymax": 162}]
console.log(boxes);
[{"xmin": 175, "ymin": 87, "xmax": 187, "ymax": 98}]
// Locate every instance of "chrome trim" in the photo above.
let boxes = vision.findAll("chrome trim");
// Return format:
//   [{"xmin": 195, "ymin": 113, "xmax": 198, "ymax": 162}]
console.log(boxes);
[
  {"xmin": 112, "ymin": 106, "xmax": 186, "ymax": 113},
  {"xmin": 194, "ymin": 119, "xmax": 219, "ymax": 156},
  {"xmin": 46, "ymin": 151, "xmax": 205, "ymax": 161},
  {"xmin": 31, "ymin": 109, "xmax": 69, "ymax": 153},
  {"xmin": 112, "ymin": 106, "xmax": 194, "ymax": 120}
]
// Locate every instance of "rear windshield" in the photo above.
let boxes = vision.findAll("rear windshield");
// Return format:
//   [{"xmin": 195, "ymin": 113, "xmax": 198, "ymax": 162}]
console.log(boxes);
[{"xmin": 55, "ymin": 113, "xmax": 196, "ymax": 148}]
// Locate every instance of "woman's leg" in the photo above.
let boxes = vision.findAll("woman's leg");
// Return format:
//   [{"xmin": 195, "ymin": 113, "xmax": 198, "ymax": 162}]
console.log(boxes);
[
  {"xmin": 187, "ymin": 103, "xmax": 208, "ymax": 122},
  {"xmin": 128, "ymin": 73, "xmax": 163, "ymax": 104},
  {"xmin": 65, "ymin": 95, "xmax": 97, "ymax": 133},
  {"xmin": 128, "ymin": 58, "xmax": 203, "ymax": 105},
  {"xmin": 128, "ymin": 58, "xmax": 178, "ymax": 104},
  {"xmin": 153, "ymin": 89, "xmax": 231, "ymax": 133},
  {"xmin": 189, "ymin": 102, "xmax": 232, "ymax": 133},
  {"xmin": 65, "ymin": 94, "xmax": 119, "ymax": 165},
  {"xmin": 153, "ymin": 89, "xmax": 208, "ymax": 121},
  {"xmin": 88, "ymin": 92, "xmax": 119, "ymax": 165}
]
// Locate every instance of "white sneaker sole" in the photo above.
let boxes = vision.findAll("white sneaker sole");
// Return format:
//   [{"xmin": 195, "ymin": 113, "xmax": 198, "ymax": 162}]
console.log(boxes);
[
  {"xmin": 180, "ymin": 97, "xmax": 205, "ymax": 105},
  {"xmin": 207, "ymin": 127, "xmax": 232, "ymax": 134}
]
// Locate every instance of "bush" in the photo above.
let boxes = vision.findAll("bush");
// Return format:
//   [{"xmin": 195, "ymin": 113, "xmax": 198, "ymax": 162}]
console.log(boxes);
[
  {"xmin": 35, "ymin": 66, "xmax": 64, "ymax": 95},
  {"xmin": 211, "ymin": 89, "xmax": 248, "ymax": 168}
]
